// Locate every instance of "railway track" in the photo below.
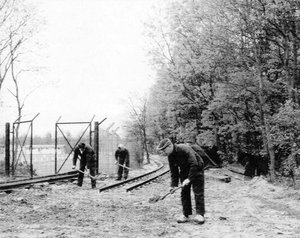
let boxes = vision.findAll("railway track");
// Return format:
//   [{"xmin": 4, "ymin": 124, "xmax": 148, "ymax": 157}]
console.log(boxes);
[
  {"xmin": 99, "ymin": 162, "xmax": 249, "ymax": 194},
  {"xmin": 0, "ymin": 159, "xmax": 249, "ymax": 194},
  {"xmin": 0, "ymin": 159, "xmax": 169, "ymax": 193},
  {"xmin": 125, "ymin": 169, "xmax": 169, "ymax": 192},
  {"xmin": 99, "ymin": 160, "xmax": 169, "ymax": 192},
  {"xmin": 0, "ymin": 171, "xmax": 78, "ymax": 192}
]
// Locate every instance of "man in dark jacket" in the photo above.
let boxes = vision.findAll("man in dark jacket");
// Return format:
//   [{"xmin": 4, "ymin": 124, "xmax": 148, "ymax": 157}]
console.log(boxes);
[
  {"xmin": 115, "ymin": 144, "xmax": 130, "ymax": 180},
  {"xmin": 157, "ymin": 138, "xmax": 205, "ymax": 224},
  {"xmin": 72, "ymin": 142, "xmax": 96, "ymax": 188}
]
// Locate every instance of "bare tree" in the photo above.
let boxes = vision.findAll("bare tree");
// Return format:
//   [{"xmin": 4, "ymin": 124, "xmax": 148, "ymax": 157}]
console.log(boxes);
[
  {"xmin": 1, "ymin": 1, "xmax": 40, "ymax": 172},
  {"xmin": 0, "ymin": 0, "xmax": 39, "ymax": 90},
  {"xmin": 126, "ymin": 94, "xmax": 151, "ymax": 164},
  {"xmin": 0, "ymin": 1, "xmax": 20, "ymax": 93}
]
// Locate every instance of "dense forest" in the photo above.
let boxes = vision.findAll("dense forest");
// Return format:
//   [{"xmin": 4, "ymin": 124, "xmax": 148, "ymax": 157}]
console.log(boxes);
[{"xmin": 128, "ymin": 0, "xmax": 300, "ymax": 182}]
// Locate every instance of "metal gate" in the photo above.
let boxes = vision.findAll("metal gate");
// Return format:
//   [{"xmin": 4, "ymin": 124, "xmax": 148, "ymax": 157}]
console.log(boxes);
[
  {"xmin": 11, "ymin": 113, "xmax": 40, "ymax": 178},
  {"xmin": 54, "ymin": 116, "xmax": 95, "ymax": 174}
]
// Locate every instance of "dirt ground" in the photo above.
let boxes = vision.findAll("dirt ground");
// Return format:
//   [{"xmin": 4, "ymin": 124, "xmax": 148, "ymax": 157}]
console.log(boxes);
[{"xmin": 0, "ymin": 157, "xmax": 300, "ymax": 238}]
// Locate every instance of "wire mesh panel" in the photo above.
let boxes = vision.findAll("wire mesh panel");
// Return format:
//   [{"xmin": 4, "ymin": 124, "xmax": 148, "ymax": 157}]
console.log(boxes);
[
  {"xmin": 98, "ymin": 129, "xmax": 143, "ymax": 176},
  {"xmin": 0, "ymin": 124, "xmax": 5, "ymax": 176},
  {"xmin": 12, "ymin": 121, "xmax": 34, "ymax": 178},
  {"xmin": 125, "ymin": 139, "xmax": 144, "ymax": 168},
  {"xmin": 55, "ymin": 121, "xmax": 93, "ymax": 174},
  {"xmin": 98, "ymin": 129, "xmax": 121, "ymax": 176},
  {"xmin": 29, "ymin": 145, "xmax": 73, "ymax": 176}
]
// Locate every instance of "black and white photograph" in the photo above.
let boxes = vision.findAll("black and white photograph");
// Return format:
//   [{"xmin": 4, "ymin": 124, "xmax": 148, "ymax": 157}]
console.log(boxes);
[{"xmin": 0, "ymin": 0, "xmax": 300, "ymax": 237}]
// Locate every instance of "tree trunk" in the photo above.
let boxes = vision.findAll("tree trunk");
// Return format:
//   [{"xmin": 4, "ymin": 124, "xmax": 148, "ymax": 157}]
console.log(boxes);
[
  {"xmin": 292, "ymin": 34, "xmax": 298, "ymax": 103},
  {"xmin": 142, "ymin": 128, "xmax": 150, "ymax": 164},
  {"xmin": 257, "ymin": 68, "xmax": 276, "ymax": 181},
  {"xmin": 265, "ymin": 123, "xmax": 276, "ymax": 181}
]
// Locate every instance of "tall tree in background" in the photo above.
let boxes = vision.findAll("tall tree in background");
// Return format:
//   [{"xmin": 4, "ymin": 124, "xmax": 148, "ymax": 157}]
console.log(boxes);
[
  {"xmin": 125, "ymin": 94, "xmax": 150, "ymax": 164},
  {"xmin": 145, "ymin": 0, "xmax": 300, "ymax": 181},
  {"xmin": 146, "ymin": 0, "xmax": 219, "ymax": 143},
  {"xmin": 2, "ymin": 0, "xmax": 40, "ymax": 172},
  {"xmin": 7, "ymin": 0, "xmax": 39, "ymax": 120},
  {"xmin": 0, "ymin": 0, "xmax": 36, "ymax": 93}
]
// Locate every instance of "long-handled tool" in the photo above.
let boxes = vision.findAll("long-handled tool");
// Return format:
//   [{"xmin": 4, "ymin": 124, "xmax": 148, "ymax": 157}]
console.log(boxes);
[
  {"xmin": 149, "ymin": 185, "xmax": 183, "ymax": 203},
  {"xmin": 77, "ymin": 169, "xmax": 99, "ymax": 180},
  {"xmin": 116, "ymin": 163, "xmax": 131, "ymax": 170}
]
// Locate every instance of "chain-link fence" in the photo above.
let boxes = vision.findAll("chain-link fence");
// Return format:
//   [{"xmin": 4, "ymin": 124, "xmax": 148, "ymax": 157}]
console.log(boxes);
[
  {"xmin": 99, "ymin": 129, "xmax": 121, "ymax": 176},
  {"xmin": 2, "ymin": 144, "xmax": 88, "ymax": 177},
  {"xmin": 0, "ymin": 124, "xmax": 5, "ymax": 176},
  {"xmin": 0, "ymin": 122, "xmax": 143, "ymax": 179},
  {"xmin": 98, "ymin": 129, "xmax": 144, "ymax": 176}
]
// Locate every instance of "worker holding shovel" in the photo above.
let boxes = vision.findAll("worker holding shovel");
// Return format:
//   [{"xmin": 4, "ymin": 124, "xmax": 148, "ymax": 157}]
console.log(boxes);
[
  {"xmin": 157, "ymin": 138, "xmax": 205, "ymax": 224},
  {"xmin": 72, "ymin": 142, "xmax": 97, "ymax": 189},
  {"xmin": 115, "ymin": 144, "xmax": 130, "ymax": 180}
]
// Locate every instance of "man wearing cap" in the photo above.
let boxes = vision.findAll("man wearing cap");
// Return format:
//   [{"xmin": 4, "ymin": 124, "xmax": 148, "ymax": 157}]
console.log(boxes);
[
  {"xmin": 72, "ymin": 142, "xmax": 97, "ymax": 188},
  {"xmin": 115, "ymin": 144, "xmax": 130, "ymax": 180},
  {"xmin": 157, "ymin": 138, "xmax": 205, "ymax": 224}
]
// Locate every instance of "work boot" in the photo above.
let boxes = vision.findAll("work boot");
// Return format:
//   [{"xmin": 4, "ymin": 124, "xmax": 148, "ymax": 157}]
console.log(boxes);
[
  {"xmin": 193, "ymin": 214, "xmax": 205, "ymax": 224},
  {"xmin": 115, "ymin": 178, "xmax": 121, "ymax": 181},
  {"xmin": 176, "ymin": 214, "xmax": 189, "ymax": 223}
]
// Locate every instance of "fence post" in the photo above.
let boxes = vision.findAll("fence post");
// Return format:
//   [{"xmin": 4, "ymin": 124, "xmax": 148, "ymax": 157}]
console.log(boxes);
[
  {"xmin": 5, "ymin": 122, "xmax": 10, "ymax": 176},
  {"xmin": 94, "ymin": 121, "xmax": 99, "ymax": 174}
]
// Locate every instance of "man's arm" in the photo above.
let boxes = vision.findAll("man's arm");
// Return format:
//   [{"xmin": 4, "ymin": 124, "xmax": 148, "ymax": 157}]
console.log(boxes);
[
  {"xmin": 115, "ymin": 150, "xmax": 119, "ymax": 160},
  {"xmin": 168, "ymin": 156, "xmax": 179, "ymax": 187}
]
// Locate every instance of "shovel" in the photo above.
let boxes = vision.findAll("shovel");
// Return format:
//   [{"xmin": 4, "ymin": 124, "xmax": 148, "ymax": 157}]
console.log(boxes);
[{"xmin": 149, "ymin": 185, "xmax": 183, "ymax": 203}]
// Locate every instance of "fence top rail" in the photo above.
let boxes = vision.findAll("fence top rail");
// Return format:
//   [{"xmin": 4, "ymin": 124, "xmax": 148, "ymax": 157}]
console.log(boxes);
[
  {"xmin": 13, "ymin": 113, "xmax": 40, "ymax": 124},
  {"xmin": 13, "ymin": 120, "xmax": 33, "ymax": 125},
  {"xmin": 56, "ymin": 115, "xmax": 96, "ymax": 125},
  {"xmin": 56, "ymin": 122, "xmax": 92, "ymax": 125}
]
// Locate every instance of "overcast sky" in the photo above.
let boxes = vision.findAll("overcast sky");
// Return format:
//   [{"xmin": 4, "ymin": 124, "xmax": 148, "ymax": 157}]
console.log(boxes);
[{"xmin": 0, "ymin": 0, "xmax": 161, "ymax": 136}]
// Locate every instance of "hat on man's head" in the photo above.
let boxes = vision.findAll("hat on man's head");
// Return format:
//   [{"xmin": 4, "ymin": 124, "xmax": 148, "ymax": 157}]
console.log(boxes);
[
  {"xmin": 118, "ymin": 144, "xmax": 124, "ymax": 149},
  {"xmin": 157, "ymin": 138, "xmax": 172, "ymax": 152},
  {"xmin": 78, "ymin": 142, "xmax": 86, "ymax": 149}
]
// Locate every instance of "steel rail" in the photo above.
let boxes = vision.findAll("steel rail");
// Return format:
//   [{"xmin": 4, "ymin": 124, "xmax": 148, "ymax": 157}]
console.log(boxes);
[
  {"xmin": 0, "ymin": 160, "xmax": 168, "ymax": 193},
  {"xmin": 0, "ymin": 171, "xmax": 78, "ymax": 191},
  {"xmin": 125, "ymin": 164, "xmax": 245, "ymax": 193},
  {"xmin": 126, "ymin": 169, "xmax": 170, "ymax": 192},
  {"xmin": 99, "ymin": 160, "xmax": 164, "ymax": 192}
]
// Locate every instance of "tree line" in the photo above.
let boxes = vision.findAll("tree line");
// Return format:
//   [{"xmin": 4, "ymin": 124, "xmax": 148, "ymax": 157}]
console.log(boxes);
[{"xmin": 125, "ymin": 0, "xmax": 300, "ymax": 183}]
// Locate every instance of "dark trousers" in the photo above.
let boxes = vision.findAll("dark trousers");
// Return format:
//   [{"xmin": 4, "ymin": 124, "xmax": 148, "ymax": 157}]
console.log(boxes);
[
  {"xmin": 117, "ymin": 157, "xmax": 129, "ymax": 179},
  {"xmin": 78, "ymin": 159, "xmax": 96, "ymax": 188},
  {"xmin": 181, "ymin": 169, "xmax": 205, "ymax": 216}
]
